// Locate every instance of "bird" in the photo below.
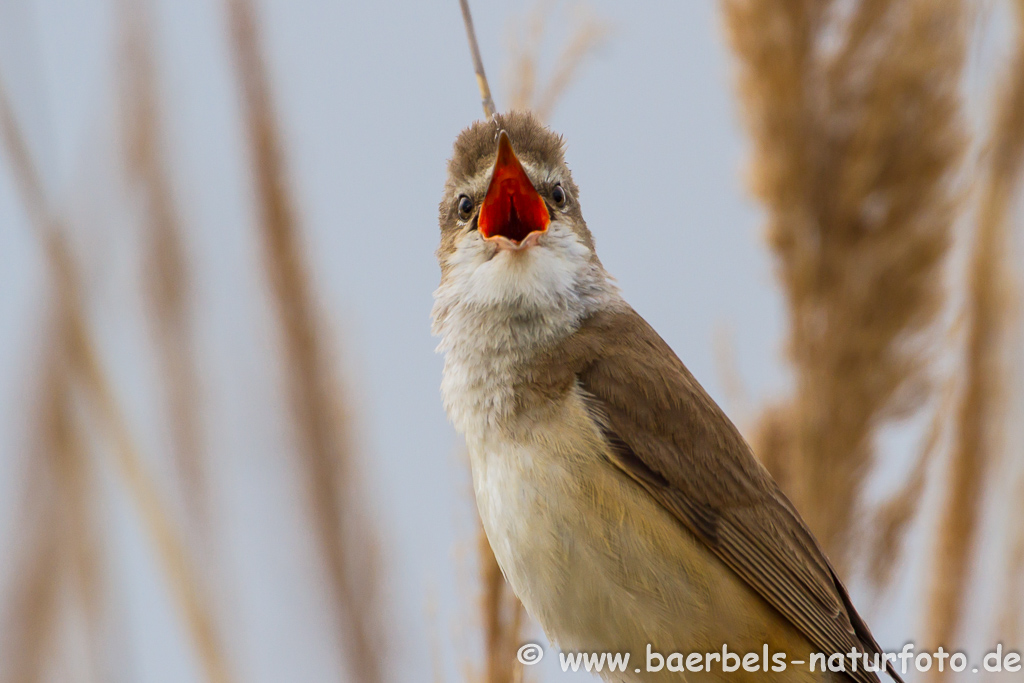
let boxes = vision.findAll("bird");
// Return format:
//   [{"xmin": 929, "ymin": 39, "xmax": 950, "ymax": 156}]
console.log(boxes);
[{"xmin": 432, "ymin": 111, "xmax": 901, "ymax": 683}]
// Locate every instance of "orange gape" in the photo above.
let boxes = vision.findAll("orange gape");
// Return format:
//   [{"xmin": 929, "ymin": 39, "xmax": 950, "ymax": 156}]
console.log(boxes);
[{"xmin": 478, "ymin": 132, "xmax": 550, "ymax": 244}]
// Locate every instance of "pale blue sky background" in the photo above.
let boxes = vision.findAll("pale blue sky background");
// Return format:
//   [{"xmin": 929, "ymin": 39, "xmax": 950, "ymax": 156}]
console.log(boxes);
[{"xmin": 0, "ymin": 1, "xmax": 1019, "ymax": 681}]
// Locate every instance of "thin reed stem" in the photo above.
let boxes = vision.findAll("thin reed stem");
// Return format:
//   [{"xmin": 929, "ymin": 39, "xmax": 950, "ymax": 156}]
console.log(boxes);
[{"xmin": 460, "ymin": 0, "xmax": 497, "ymax": 118}]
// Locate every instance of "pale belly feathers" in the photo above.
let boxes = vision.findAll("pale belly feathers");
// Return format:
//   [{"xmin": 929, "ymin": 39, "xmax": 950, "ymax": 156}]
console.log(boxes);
[{"xmin": 465, "ymin": 390, "xmax": 837, "ymax": 683}]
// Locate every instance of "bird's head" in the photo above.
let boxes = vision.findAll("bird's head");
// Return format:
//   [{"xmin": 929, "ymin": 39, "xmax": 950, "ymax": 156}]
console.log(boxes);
[{"xmin": 435, "ymin": 111, "xmax": 611, "ymax": 326}]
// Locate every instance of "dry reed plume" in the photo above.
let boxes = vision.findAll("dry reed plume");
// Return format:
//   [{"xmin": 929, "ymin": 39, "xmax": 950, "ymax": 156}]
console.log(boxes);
[
  {"xmin": 226, "ymin": 1, "xmax": 385, "ymax": 680},
  {"xmin": 723, "ymin": 0, "xmax": 970, "ymax": 571},
  {"xmin": 925, "ymin": 0, "xmax": 1024, "ymax": 660},
  {"xmin": 0, "ymin": 78, "xmax": 233, "ymax": 683}
]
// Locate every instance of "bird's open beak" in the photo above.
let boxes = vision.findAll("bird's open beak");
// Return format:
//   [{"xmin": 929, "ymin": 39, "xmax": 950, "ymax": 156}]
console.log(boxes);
[{"xmin": 478, "ymin": 131, "xmax": 550, "ymax": 249}]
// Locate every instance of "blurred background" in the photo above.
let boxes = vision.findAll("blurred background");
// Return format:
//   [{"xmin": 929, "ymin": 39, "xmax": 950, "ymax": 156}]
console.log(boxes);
[{"xmin": 0, "ymin": 0, "xmax": 1022, "ymax": 681}]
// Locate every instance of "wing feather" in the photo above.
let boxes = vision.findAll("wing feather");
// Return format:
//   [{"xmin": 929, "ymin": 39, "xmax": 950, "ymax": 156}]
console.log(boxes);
[{"xmin": 551, "ymin": 306, "xmax": 901, "ymax": 683}]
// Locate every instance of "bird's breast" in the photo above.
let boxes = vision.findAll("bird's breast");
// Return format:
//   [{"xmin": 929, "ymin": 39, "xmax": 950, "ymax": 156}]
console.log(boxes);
[
  {"xmin": 465, "ymin": 388, "xmax": 838, "ymax": 683},
  {"xmin": 466, "ymin": 390, "xmax": 716, "ymax": 667}
]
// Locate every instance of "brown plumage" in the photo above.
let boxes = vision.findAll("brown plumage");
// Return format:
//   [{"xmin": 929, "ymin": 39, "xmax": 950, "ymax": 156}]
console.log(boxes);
[
  {"xmin": 533, "ymin": 308, "xmax": 895, "ymax": 683},
  {"xmin": 434, "ymin": 112, "xmax": 899, "ymax": 682}
]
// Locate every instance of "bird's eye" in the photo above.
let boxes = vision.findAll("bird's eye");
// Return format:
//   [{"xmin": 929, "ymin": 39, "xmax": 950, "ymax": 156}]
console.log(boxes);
[
  {"xmin": 457, "ymin": 195, "xmax": 474, "ymax": 220},
  {"xmin": 551, "ymin": 183, "xmax": 566, "ymax": 207}
]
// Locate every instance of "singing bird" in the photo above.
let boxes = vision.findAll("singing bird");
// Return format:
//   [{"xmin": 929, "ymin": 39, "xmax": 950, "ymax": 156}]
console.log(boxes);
[{"xmin": 433, "ymin": 112, "xmax": 900, "ymax": 683}]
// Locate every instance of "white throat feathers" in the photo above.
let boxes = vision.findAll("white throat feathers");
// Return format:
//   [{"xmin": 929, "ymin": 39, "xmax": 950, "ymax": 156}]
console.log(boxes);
[{"xmin": 431, "ymin": 218, "xmax": 618, "ymax": 436}]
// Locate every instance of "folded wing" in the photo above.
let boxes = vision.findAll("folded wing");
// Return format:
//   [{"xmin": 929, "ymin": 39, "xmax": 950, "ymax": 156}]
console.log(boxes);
[{"xmin": 561, "ymin": 307, "xmax": 899, "ymax": 683}]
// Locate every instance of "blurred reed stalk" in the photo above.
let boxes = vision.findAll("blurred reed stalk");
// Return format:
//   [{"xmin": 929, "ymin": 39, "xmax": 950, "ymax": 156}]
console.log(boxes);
[
  {"xmin": 46, "ymin": 321, "xmax": 102, "ymax": 683},
  {"xmin": 0, "ymin": 80, "xmax": 233, "ymax": 683},
  {"xmin": 926, "ymin": 0, "xmax": 1024, "ymax": 661},
  {"xmin": 0, "ymin": 516, "xmax": 60, "ymax": 683},
  {"xmin": 1, "ymin": 332, "xmax": 79, "ymax": 683},
  {"xmin": 998, "ymin": 478, "xmax": 1024, "ymax": 650},
  {"xmin": 121, "ymin": 0, "xmax": 210, "ymax": 541},
  {"xmin": 22, "ymin": 312, "xmax": 104, "ymax": 683},
  {"xmin": 722, "ymin": 0, "xmax": 970, "ymax": 571},
  {"xmin": 477, "ymin": 524, "xmax": 524, "ymax": 683},
  {"xmin": 225, "ymin": 1, "xmax": 385, "ymax": 681}
]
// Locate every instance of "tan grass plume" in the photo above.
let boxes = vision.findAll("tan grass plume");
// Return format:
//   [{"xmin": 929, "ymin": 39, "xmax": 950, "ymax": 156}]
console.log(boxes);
[{"xmin": 723, "ymin": 0, "xmax": 970, "ymax": 571}]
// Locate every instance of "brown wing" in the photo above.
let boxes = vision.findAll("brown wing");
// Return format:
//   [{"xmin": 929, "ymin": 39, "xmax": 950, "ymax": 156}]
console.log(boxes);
[{"xmin": 556, "ymin": 306, "xmax": 900, "ymax": 683}]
